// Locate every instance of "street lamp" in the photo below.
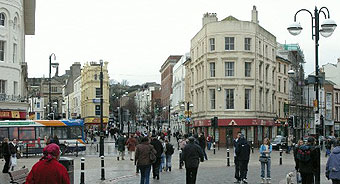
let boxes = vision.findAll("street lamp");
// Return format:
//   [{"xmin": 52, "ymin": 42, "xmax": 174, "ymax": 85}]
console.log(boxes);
[
  {"xmin": 49, "ymin": 53, "xmax": 58, "ymax": 119},
  {"xmin": 99, "ymin": 59, "xmax": 104, "ymax": 157},
  {"xmin": 288, "ymin": 7, "xmax": 336, "ymax": 184}
]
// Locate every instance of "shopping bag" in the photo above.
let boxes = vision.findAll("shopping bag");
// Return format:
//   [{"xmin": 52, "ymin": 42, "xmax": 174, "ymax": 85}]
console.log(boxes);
[{"xmin": 10, "ymin": 155, "xmax": 17, "ymax": 167}]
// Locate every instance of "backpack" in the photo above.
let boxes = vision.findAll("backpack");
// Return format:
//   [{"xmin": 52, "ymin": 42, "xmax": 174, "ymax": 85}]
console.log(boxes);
[
  {"xmin": 167, "ymin": 144, "xmax": 174, "ymax": 155},
  {"xmin": 296, "ymin": 145, "xmax": 311, "ymax": 162}
]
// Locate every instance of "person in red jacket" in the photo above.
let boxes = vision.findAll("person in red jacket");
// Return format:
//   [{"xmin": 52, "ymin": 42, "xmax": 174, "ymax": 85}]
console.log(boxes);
[{"xmin": 25, "ymin": 143, "xmax": 70, "ymax": 184}]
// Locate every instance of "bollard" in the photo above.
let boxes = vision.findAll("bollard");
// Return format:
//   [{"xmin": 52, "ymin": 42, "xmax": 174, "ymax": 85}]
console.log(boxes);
[
  {"xmin": 213, "ymin": 142, "xmax": 216, "ymax": 155},
  {"xmin": 251, "ymin": 141, "xmax": 254, "ymax": 153},
  {"xmin": 227, "ymin": 149, "xmax": 230, "ymax": 167},
  {"xmin": 279, "ymin": 149, "xmax": 282, "ymax": 165},
  {"xmin": 101, "ymin": 156, "xmax": 105, "ymax": 180},
  {"xmin": 80, "ymin": 157, "xmax": 85, "ymax": 184},
  {"xmin": 76, "ymin": 141, "xmax": 79, "ymax": 157},
  {"xmin": 179, "ymin": 149, "xmax": 182, "ymax": 169},
  {"xmin": 97, "ymin": 143, "xmax": 99, "ymax": 153},
  {"xmin": 26, "ymin": 143, "xmax": 28, "ymax": 158}
]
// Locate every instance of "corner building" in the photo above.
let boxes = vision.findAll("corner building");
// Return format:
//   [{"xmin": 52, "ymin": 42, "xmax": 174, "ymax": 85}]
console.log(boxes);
[{"xmin": 187, "ymin": 6, "xmax": 278, "ymax": 147}]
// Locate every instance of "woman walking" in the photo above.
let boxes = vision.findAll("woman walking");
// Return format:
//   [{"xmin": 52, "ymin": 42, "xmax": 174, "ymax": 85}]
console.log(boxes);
[
  {"xmin": 126, "ymin": 134, "xmax": 137, "ymax": 161},
  {"xmin": 259, "ymin": 138, "xmax": 272, "ymax": 184},
  {"xmin": 135, "ymin": 137, "xmax": 156, "ymax": 184},
  {"xmin": 1, "ymin": 138, "xmax": 11, "ymax": 173}
]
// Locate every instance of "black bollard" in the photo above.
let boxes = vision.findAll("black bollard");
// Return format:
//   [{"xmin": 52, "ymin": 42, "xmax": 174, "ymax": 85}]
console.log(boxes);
[
  {"xmin": 179, "ymin": 149, "xmax": 182, "ymax": 169},
  {"xmin": 227, "ymin": 149, "xmax": 230, "ymax": 167},
  {"xmin": 101, "ymin": 156, "xmax": 105, "ymax": 180},
  {"xmin": 76, "ymin": 141, "xmax": 79, "ymax": 157},
  {"xmin": 97, "ymin": 143, "xmax": 99, "ymax": 153},
  {"xmin": 80, "ymin": 157, "xmax": 85, "ymax": 184},
  {"xmin": 213, "ymin": 142, "xmax": 216, "ymax": 155},
  {"xmin": 26, "ymin": 143, "xmax": 28, "ymax": 158},
  {"xmin": 251, "ymin": 141, "xmax": 254, "ymax": 153},
  {"xmin": 279, "ymin": 148, "xmax": 282, "ymax": 165}
]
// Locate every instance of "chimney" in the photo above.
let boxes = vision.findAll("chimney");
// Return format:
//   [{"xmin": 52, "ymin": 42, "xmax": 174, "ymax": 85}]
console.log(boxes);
[
  {"xmin": 251, "ymin": 5, "xmax": 259, "ymax": 24},
  {"xmin": 202, "ymin": 12, "xmax": 218, "ymax": 27}
]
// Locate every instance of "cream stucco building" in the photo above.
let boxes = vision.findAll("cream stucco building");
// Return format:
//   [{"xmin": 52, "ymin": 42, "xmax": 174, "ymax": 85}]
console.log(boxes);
[
  {"xmin": 81, "ymin": 61, "xmax": 109, "ymax": 128},
  {"xmin": 186, "ymin": 6, "xmax": 279, "ymax": 147}
]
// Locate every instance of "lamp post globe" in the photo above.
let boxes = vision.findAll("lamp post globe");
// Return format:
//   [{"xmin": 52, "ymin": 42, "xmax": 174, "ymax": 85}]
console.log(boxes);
[{"xmin": 287, "ymin": 22, "xmax": 303, "ymax": 36}]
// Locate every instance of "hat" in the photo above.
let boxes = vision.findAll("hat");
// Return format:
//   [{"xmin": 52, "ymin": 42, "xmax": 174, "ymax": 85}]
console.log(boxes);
[
  {"xmin": 188, "ymin": 137, "xmax": 195, "ymax": 142},
  {"xmin": 41, "ymin": 143, "xmax": 60, "ymax": 161}
]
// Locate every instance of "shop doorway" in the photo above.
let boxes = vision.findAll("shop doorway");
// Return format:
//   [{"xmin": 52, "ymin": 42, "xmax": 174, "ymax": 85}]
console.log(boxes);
[{"xmin": 225, "ymin": 128, "xmax": 233, "ymax": 148}]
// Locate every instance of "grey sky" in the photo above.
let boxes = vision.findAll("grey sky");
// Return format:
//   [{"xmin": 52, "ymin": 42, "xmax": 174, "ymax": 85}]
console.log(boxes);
[{"xmin": 25, "ymin": 0, "xmax": 340, "ymax": 85}]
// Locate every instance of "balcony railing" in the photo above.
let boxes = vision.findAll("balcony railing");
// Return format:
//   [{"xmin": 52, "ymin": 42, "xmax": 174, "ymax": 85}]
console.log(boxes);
[{"xmin": 0, "ymin": 94, "xmax": 27, "ymax": 103}]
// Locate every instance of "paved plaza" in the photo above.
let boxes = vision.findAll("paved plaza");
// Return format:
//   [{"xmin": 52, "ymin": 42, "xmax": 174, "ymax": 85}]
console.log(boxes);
[{"xmin": 0, "ymin": 141, "xmax": 331, "ymax": 183}]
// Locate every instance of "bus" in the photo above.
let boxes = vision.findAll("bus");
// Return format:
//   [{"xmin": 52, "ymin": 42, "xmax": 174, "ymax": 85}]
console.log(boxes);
[{"xmin": 0, "ymin": 119, "xmax": 86, "ymax": 154}]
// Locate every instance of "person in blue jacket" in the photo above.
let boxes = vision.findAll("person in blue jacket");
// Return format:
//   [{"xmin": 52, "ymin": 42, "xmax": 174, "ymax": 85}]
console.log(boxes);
[
  {"xmin": 326, "ymin": 138, "xmax": 340, "ymax": 184},
  {"xmin": 259, "ymin": 138, "xmax": 272, "ymax": 184}
]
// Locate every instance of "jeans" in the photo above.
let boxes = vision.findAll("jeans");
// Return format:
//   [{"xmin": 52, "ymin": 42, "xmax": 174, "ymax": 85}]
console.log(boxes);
[
  {"xmin": 152, "ymin": 158, "xmax": 161, "ymax": 177},
  {"xmin": 260, "ymin": 158, "xmax": 271, "ymax": 178},
  {"xmin": 139, "ymin": 164, "xmax": 151, "ymax": 184},
  {"xmin": 239, "ymin": 160, "xmax": 249, "ymax": 180},
  {"xmin": 186, "ymin": 167, "xmax": 198, "ymax": 184},
  {"xmin": 207, "ymin": 142, "xmax": 212, "ymax": 150},
  {"xmin": 160, "ymin": 154, "xmax": 165, "ymax": 172},
  {"xmin": 203, "ymin": 149, "xmax": 208, "ymax": 160},
  {"xmin": 165, "ymin": 155, "xmax": 172, "ymax": 171}
]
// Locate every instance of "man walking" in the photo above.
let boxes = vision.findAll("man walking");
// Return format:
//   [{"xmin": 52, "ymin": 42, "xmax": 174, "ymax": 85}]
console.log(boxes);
[
  {"xmin": 235, "ymin": 135, "xmax": 250, "ymax": 184},
  {"xmin": 117, "ymin": 133, "xmax": 126, "ymax": 160},
  {"xmin": 234, "ymin": 132, "xmax": 241, "ymax": 183},
  {"xmin": 296, "ymin": 137, "xmax": 318, "ymax": 184},
  {"xmin": 198, "ymin": 133, "xmax": 208, "ymax": 160},
  {"xmin": 150, "ymin": 135, "xmax": 163, "ymax": 180},
  {"xmin": 326, "ymin": 138, "xmax": 340, "ymax": 184},
  {"xmin": 182, "ymin": 137, "xmax": 204, "ymax": 184}
]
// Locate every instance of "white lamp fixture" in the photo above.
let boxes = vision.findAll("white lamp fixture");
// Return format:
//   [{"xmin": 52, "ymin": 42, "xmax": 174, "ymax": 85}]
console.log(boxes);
[{"xmin": 287, "ymin": 22, "xmax": 303, "ymax": 36}]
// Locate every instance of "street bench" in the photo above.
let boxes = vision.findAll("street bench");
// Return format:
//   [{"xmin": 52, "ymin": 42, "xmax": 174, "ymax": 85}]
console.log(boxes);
[{"xmin": 9, "ymin": 168, "xmax": 29, "ymax": 184}]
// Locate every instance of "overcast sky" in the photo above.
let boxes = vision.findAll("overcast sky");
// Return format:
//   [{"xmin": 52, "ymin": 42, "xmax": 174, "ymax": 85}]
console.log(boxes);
[{"xmin": 25, "ymin": 0, "xmax": 340, "ymax": 85}]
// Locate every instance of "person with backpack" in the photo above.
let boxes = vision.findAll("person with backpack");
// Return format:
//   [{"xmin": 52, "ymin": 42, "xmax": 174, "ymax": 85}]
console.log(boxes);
[
  {"xmin": 259, "ymin": 138, "xmax": 272, "ymax": 184},
  {"xmin": 235, "ymin": 134, "xmax": 250, "ymax": 184},
  {"xmin": 165, "ymin": 139, "xmax": 174, "ymax": 171},
  {"xmin": 198, "ymin": 133, "xmax": 208, "ymax": 160},
  {"xmin": 325, "ymin": 138, "xmax": 340, "ymax": 184},
  {"xmin": 150, "ymin": 135, "xmax": 163, "ymax": 180},
  {"xmin": 182, "ymin": 137, "xmax": 204, "ymax": 184},
  {"xmin": 296, "ymin": 137, "xmax": 318, "ymax": 184},
  {"xmin": 135, "ymin": 136, "xmax": 157, "ymax": 184}
]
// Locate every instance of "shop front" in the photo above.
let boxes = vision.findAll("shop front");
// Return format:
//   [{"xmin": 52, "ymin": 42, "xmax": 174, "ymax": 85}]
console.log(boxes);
[
  {"xmin": 0, "ymin": 110, "xmax": 27, "ymax": 120},
  {"xmin": 193, "ymin": 118, "xmax": 275, "ymax": 148},
  {"xmin": 84, "ymin": 117, "xmax": 109, "ymax": 130}
]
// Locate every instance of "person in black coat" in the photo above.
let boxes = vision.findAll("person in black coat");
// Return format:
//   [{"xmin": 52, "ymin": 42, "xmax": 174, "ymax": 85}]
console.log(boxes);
[
  {"xmin": 150, "ymin": 136, "xmax": 163, "ymax": 180},
  {"xmin": 235, "ymin": 135, "xmax": 250, "ymax": 183},
  {"xmin": 2, "ymin": 138, "xmax": 10, "ymax": 173},
  {"xmin": 198, "ymin": 133, "xmax": 208, "ymax": 160},
  {"xmin": 182, "ymin": 137, "xmax": 204, "ymax": 184},
  {"xmin": 233, "ymin": 132, "xmax": 242, "ymax": 183}
]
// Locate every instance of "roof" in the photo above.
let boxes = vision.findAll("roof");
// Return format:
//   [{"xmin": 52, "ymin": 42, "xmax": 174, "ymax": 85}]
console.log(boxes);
[
  {"xmin": 159, "ymin": 55, "xmax": 182, "ymax": 73},
  {"xmin": 221, "ymin": 16, "xmax": 239, "ymax": 21}
]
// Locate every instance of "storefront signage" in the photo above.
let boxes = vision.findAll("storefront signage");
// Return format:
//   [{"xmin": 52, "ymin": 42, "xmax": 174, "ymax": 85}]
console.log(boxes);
[
  {"xmin": 0, "ymin": 111, "xmax": 26, "ymax": 119},
  {"xmin": 193, "ymin": 118, "xmax": 275, "ymax": 127},
  {"xmin": 85, "ymin": 117, "xmax": 109, "ymax": 124}
]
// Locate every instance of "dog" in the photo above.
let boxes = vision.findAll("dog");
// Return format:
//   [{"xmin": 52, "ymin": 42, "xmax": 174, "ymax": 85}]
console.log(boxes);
[{"xmin": 286, "ymin": 172, "xmax": 294, "ymax": 184}]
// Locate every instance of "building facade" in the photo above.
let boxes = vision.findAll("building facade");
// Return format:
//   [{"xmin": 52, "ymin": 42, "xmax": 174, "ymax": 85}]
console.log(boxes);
[
  {"xmin": 334, "ymin": 86, "xmax": 340, "ymax": 137},
  {"xmin": 170, "ymin": 54, "xmax": 188, "ymax": 133},
  {"xmin": 159, "ymin": 55, "xmax": 182, "ymax": 127},
  {"xmin": 187, "ymin": 6, "xmax": 278, "ymax": 147},
  {"xmin": 81, "ymin": 62, "xmax": 109, "ymax": 129},
  {"xmin": 0, "ymin": 0, "xmax": 36, "ymax": 120}
]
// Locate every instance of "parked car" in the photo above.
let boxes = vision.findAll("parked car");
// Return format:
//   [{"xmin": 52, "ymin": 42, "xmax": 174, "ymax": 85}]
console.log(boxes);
[{"xmin": 271, "ymin": 136, "xmax": 287, "ymax": 150}]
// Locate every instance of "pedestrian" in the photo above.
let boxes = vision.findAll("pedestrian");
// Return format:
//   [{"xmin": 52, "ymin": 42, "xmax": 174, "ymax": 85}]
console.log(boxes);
[
  {"xmin": 294, "ymin": 139, "xmax": 304, "ymax": 184},
  {"xmin": 117, "ymin": 133, "xmax": 127, "ymax": 161},
  {"xmin": 182, "ymin": 137, "xmax": 204, "ymax": 184},
  {"xmin": 1, "ymin": 138, "xmax": 10, "ymax": 173},
  {"xmin": 165, "ymin": 139, "xmax": 174, "ymax": 171},
  {"xmin": 9, "ymin": 138, "xmax": 18, "ymax": 171},
  {"xmin": 179, "ymin": 134, "xmax": 188, "ymax": 169},
  {"xmin": 259, "ymin": 138, "xmax": 272, "ymax": 184},
  {"xmin": 159, "ymin": 137, "xmax": 166, "ymax": 172},
  {"xmin": 167, "ymin": 128, "xmax": 171, "ymax": 142},
  {"xmin": 233, "ymin": 132, "xmax": 242, "ymax": 183},
  {"xmin": 296, "ymin": 137, "xmax": 318, "ymax": 184},
  {"xmin": 326, "ymin": 138, "xmax": 340, "ymax": 184},
  {"xmin": 150, "ymin": 135, "xmax": 163, "ymax": 180},
  {"xmin": 287, "ymin": 135, "xmax": 293, "ymax": 154},
  {"xmin": 25, "ymin": 143, "xmax": 70, "ymax": 184},
  {"xmin": 198, "ymin": 133, "xmax": 208, "ymax": 160},
  {"xmin": 126, "ymin": 134, "xmax": 138, "ymax": 161},
  {"xmin": 235, "ymin": 134, "xmax": 250, "ymax": 184},
  {"xmin": 326, "ymin": 138, "xmax": 332, "ymax": 157},
  {"xmin": 206, "ymin": 135, "xmax": 212, "ymax": 150},
  {"xmin": 135, "ymin": 136, "xmax": 156, "ymax": 184}
]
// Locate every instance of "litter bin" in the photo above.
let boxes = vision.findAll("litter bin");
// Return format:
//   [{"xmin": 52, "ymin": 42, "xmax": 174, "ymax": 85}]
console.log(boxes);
[{"xmin": 59, "ymin": 157, "xmax": 74, "ymax": 184}]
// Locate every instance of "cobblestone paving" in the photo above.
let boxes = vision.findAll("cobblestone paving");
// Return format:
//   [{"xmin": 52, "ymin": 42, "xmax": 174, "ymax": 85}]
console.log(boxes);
[{"xmin": 0, "ymin": 142, "xmax": 331, "ymax": 184}]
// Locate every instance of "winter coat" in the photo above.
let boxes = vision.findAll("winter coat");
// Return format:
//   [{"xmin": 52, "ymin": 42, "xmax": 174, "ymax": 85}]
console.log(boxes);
[
  {"xmin": 1, "ymin": 142, "xmax": 10, "ymax": 157},
  {"xmin": 182, "ymin": 142, "xmax": 204, "ymax": 168},
  {"xmin": 126, "ymin": 137, "xmax": 137, "ymax": 152},
  {"xmin": 117, "ymin": 136, "xmax": 126, "ymax": 152},
  {"xmin": 297, "ymin": 145, "xmax": 318, "ymax": 174},
  {"xmin": 25, "ymin": 158, "xmax": 70, "ymax": 184},
  {"xmin": 135, "ymin": 142, "xmax": 156, "ymax": 166},
  {"xmin": 235, "ymin": 138, "xmax": 250, "ymax": 161},
  {"xmin": 150, "ymin": 138, "xmax": 163, "ymax": 158},
  {"xmin": 326, "ymin": 146, "xmax": 340, "ymax": 180},
  {"xmin": 198, "ymin": 136, "xmax": 206, "ymax": 149}
]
